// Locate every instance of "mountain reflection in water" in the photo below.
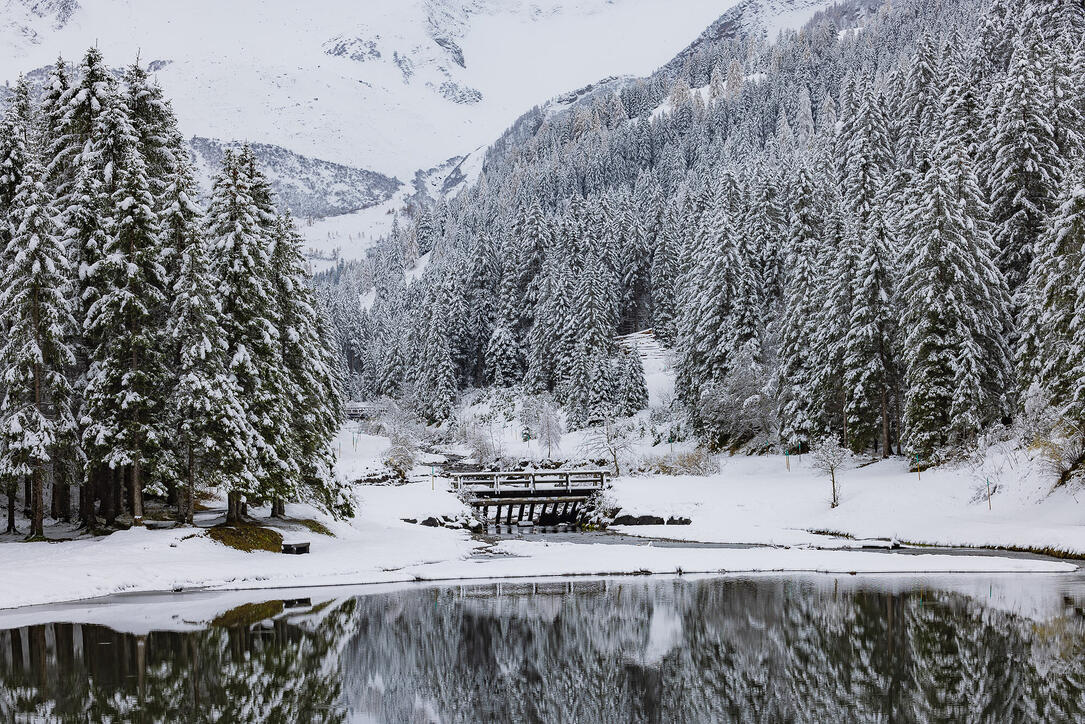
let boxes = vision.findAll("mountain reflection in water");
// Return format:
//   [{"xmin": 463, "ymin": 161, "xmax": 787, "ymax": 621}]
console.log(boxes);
[{"xmin": 1, "ymin": 575, "xmax": 1083, "ymax": 723}]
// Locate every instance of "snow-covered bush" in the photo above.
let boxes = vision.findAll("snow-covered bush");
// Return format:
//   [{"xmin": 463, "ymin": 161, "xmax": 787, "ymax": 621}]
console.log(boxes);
[
  {"xmin": 1035, "ymin": 423, "xmax": 1085, "ymax": 487},
  {"xmin": 578, "ymin": 488, "xmax": 621, "ymax": 529},
  {"xmin": 463, "ymin": 422, "xmax": 504, "ymax": 466},
  {"xmin": 375, "ymin": 398, "xmax": 424, "ymax": 481},
  {"xmin": 521, "ymin": 392, "xmax": 564, "ymax": 459},
  {"xmin": 1019, "ymin": 383, "xmax": 1060, "ymax": 445},
  {"xmin": 811, "ymin": 437, "xmax": 852, "ymax": 508},
  {"xmin": 634, "ymin": 448, "xmax": 719, "ymax": 477},
  {"xmin": 579, "ymin": 417, "xmax": 636, "ymax": 476},
  {"xmin": 382, "ymin": 439, "xmax": 416, "ymax": 482}
]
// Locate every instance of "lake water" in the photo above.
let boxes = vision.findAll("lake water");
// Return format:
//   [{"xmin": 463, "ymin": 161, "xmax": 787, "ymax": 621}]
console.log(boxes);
[{"xmin": 1, "ymin": 572, "xmax": 1083, "ymax": 722}]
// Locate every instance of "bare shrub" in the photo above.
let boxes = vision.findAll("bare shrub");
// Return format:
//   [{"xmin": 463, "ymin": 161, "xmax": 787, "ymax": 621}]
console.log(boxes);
[
  {"xmin": 811, "ymin": 437, "xmax": 852, "ymax": 508},
  {"xmin": 635, "ymin": 448, "xmax": 720, "ymax": 476},
  {"xmin": 1035, "ymin": 422, "xmax": 1085, "ymax": 487}
]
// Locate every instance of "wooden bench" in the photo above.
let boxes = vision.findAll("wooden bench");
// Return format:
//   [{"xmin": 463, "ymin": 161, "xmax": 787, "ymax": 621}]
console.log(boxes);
[{"xmin": 282, "ymin": 541, "xmax": 310, "ymax": 555}]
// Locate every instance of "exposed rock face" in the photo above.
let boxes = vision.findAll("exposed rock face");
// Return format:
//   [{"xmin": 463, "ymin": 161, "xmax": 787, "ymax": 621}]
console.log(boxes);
[{"xmin": 188, "ymin": 137, "xmax": 402, "ymax": 219}]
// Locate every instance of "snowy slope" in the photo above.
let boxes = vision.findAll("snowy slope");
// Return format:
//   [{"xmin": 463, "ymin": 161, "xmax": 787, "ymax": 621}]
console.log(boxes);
[{"xmin": 0, "ymin": 0, "xmax": 732, "ymax": 181}]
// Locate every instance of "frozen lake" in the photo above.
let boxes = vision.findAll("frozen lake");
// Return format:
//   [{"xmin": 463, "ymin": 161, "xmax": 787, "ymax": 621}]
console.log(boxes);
[{"xmin": 1, "ymin": 571, "xmax": 1083, "ymax": 722}]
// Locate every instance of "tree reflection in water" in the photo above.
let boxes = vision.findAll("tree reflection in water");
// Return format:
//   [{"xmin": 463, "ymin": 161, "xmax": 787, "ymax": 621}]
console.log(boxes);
[{"xmin": 1, "ymin": 576, "xmax": 1083, "ymax": 722}]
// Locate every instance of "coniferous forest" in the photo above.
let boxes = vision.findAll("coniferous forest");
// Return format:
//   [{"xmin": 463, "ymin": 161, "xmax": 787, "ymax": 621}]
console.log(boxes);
[
  {"xmin": 317, "ymin": 0, "xmax": 1085, "ymax": 469},
  {"xmin": 0, "ymin": 48, "xmax": 348, "ymax": 538}
]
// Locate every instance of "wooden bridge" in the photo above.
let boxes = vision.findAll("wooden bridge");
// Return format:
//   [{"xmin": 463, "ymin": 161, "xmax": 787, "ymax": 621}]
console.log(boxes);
[
  {"xmin": 453, "ymin": 470, "xmax": 609, "ymax": 526},
  {"xmin": 343, "ymin": 401, "xmax": 388, "ymax": 420}
]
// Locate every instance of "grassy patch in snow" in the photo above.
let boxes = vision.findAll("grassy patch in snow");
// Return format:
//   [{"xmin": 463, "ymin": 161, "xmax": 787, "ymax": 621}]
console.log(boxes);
[
  {"xmin": 207, "ymin": 523, "xmax": 283, "ymax": 553},
  {"xmin": 292, "ymin": 518, "xmax": 334, "ymax": 537},
  {"xmin": 211, "ymin": 600, "xmax": 284, "ymax": 628}
]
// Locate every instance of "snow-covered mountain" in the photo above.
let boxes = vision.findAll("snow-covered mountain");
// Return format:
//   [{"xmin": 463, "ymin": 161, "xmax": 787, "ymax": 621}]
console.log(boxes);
[
  {"xmin": 0, "ymin": 1, "xmax": 728, "ymax": 175},
  {"xmin": 0, "ymin": 0, "xmax": 842, "ymax": 256}
]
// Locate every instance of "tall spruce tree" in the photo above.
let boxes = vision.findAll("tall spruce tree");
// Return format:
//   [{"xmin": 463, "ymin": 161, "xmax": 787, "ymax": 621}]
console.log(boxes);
[
  {"xmin": 205, "ymin": 149, "xmax": 284, "ymax": 521},
  {"xmin": 82, "ymin": 117, "xmax": 169, "ymax": 526},
  {"xmin": 987, "ymin": 22, "xmax": 1062, "ymax": 295},
  {"xmin": 900, "ymin": 132, "xmax": 1012, "ymax": 458},
  {"xmin": 166, "ymin": 235, "xmax": 254, "ymax": 524},
  {"xmin": 777, "ymin": 166, "xmax": 824, "ymax": 452},
  {"xmin": 0, "ymin": 155, "xmax": 77, "ymax": 538}
]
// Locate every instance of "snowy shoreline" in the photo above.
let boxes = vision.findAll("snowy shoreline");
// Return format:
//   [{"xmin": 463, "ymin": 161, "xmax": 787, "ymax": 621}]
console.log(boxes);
[
  {"xmin": 2, "ymin": 426, "xmax": 1082, "ymax": 612},
  {"xmin": 0, "ymin": 516, "xmax": 1077, "ymax": 612}
]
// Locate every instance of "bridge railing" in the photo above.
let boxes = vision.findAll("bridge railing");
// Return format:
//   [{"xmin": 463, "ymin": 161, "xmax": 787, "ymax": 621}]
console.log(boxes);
[{"xmin": 452, "ymin": 470, "xmax": 608, "ymax": 495}]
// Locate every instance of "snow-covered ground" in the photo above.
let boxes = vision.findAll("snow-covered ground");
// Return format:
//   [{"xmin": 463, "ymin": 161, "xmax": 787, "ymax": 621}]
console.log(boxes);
[
  {"xmin": 0, "ymin": 424, "xmax": 1079, "ymax": 612},
  {"xmin": 609, "ymin": 447, "xmax": 1085, "ymax": 555}
]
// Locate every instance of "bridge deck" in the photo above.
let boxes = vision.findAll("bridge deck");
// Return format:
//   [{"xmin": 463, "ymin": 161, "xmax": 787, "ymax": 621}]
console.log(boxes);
[{"xmin": 453, "ymin": 470, "xmax": 609, "ymax": 525}]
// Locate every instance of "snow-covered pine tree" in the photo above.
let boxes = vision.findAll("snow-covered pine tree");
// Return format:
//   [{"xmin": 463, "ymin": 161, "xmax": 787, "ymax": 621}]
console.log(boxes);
[
  {"xmin": 49, "ymin": 48, "xmax": 119, "ymax": 525},
  {"xmin": 1022, "ymin": 155, "xmax": 1085, "ymax": 419},
  {"xmin": 269, "ymin": 213, "xmax": 348, "ymax": 516},
  {"xmin": 0, "ymin": 154, "xmax": 77, "ymax": 538},
  {"xmin": 841, "ymin": 77, "xmax": 891, "ymax": 233},
  {"xmin": 585, "ymin": 350, "xmax": 617, "ymax": 425},
  {"xmin": 897, "ymin": 32, "xmax": 943, "ymax": 170},
  {"xmin": 124, "ymin": 62, "xmax": 179, "ymax": 202},
  {"xmin": 816, "ymin": 203, "xmax": 858, "ymax": 443},
  {"xmin": 900, "ymin": 129, "xmax": 1012, "ymax": 458},
  {"xmin": 574, "ymin": 249, "xmax": 618, "ymax": 360},
  {"xmin": 564, "ymin": 341, "xmax": 594, "ymax": 430},
  {"xmin": 777, "ymin": 165, "xmax": 823, "ymax": 452},
  {"xmin": 986, "ymin": 20, "xmax": 1062, "ymax": 295},
  {"xmin": 842, "ymin": 202, "xmax": 897, "ymax": 455},
  {"xmin": 617, "ymin": 196, "xmax": 652, "ymax": 332},
  {"xmin": 614, "ymin": 346, "xmax": 649, "ymax": 418},
  {"xmin": 0, "ymin": 77, "xmax": 31, "ymax": 229},
  {"xmin": 82, "ymin": 111, "xmax": 170, "ymax": 526},
  {"xmin": 674, "ymin": 189, "xmax": 738, "ymax": 428},
  {"xmin": 158, "ymin": 142, "xmax": 202, "ymax": 285},
  {"xmin": 166, "ymin": 233, "xmax": 254, "ymax": 524},
  {"xmin": 205, "ymin": 149, "xmax": 284, "ymax": 521},
  {"xmin": 511, "ymin": 199, "xmax": 550, "ymax": 335},
  {"xmin": 649, "ymin": 201, "xmax": 681, "ymax": 343},
  {"xmin": 37, "ymin": 57, "xmax": 70, "ymax": 187},
  {"xmin": 744, "ymin": 164, "xmax": 787, "ymax": 308},
  {"xmin": 486, "ymin": 321, "xmax": 522, "ymax": 388},
  {"xmin": 1024, "ymin": 1, "xmax": 1085, "ymax": 160}
]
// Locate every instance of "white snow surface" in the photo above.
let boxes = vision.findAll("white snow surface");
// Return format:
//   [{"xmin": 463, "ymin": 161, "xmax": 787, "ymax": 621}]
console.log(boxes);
[
  {"xmin": 0, "ymin": 0, "xmax": 734, "ymax": 181},
  {"xmin": 0, "ymin": 426, "xmax": 1079, "ymax": 612},
  {"xmin": 610, "ymin": 446, "xmax": 1085, "ymax": 555}
]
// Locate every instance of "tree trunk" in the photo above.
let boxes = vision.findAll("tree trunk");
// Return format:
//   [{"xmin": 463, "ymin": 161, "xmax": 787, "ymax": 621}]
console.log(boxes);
[
  {"xmin": 100, "ymin": 467, "xmax": 117, "ymax": 526},
  {"xmin": 830, "ymin": 471, "xmax": 838, "ymax": 509},
  {"xmin": 53, "ymin": 477, "xmax": 70, "ymax": 522},
  {"xmin": 183, "ymin": 445, "xmax": 195, "ymax": 525},
  {"xmin": 131, "ymin": 460, "xmax": 144, "ymax": 526},
  {"xmin": 842, "ymin": 392, "xmax": 848, "ymax": 450},
  {"xmin": 226, "ymin": 491, "xmax": 243, "ymax": 524},
  {"xmin": 6, "ymin": 490, "xmax": 15, "ymax": 534},
  {"xmin": 881, "ymin": 388, "xmax": 891, "ymax": 458},
  {"xmin": 51, "ymin": 475, "xmax": 60, "ymax": 520},
  {"xmin": 30, "ymin": 466, "xmax": 44, "ymax": 538},
  {"xmin": 80, "ymin": 475, "xmax": 97, "ymax": 529},
  {"xmin": 23, "ymin": 478, "xmax": 31, "ymax": 517},
  {"xmin": 271, "ymin": 498, "xmax": 286, "ymax": 518},
  {"xmin": 114, "ymin": 467, "xmax": 125, "ymax": 518}
]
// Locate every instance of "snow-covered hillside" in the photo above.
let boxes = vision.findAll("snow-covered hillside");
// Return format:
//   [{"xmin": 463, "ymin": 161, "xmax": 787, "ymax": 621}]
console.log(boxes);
[
  {"xmin": 0, "ymin": 0, "xmax": 730, "ymax": 178},
  {"xmin": 0, "ymin": 0, "xmax": 858, "ymax": 259}
]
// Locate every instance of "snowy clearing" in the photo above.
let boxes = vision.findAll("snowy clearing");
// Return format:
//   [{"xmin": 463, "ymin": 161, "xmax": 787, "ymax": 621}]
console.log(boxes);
[
  {"xmin": 609, "ymin": 449, "xmax": 1085, "ymax": 555},
  {"xmin": 0, "ymin": 426, "xmax": 1079, "ymax": 612}
]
